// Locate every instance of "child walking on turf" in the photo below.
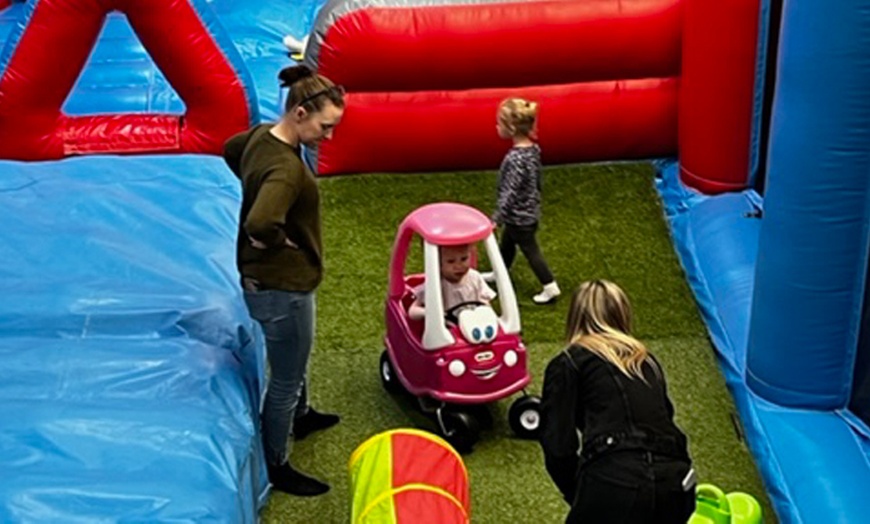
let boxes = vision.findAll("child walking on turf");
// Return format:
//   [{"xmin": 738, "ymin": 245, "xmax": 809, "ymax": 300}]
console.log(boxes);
[{"xmin": 490, "ymin": 97, "xmax": 560, "ymax": 304}]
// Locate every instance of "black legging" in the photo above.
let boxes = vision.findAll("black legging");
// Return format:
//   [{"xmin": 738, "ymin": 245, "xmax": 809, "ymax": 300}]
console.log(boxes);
[{"xmin": 500, "ymin": 223, "xmax": 554, "ymax": 285}]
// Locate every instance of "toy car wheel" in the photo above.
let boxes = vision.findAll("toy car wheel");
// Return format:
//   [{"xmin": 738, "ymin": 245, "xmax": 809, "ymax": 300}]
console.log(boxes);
[
  {"xmin": 508, "ymin": 395, "xmax": 542, "ymax": 439},
  {"xmin": 379, "ymin": 351, "xmax": 404, "ymax": 394},
  {"xmin": 438, "ymin": 409, "xmax": 480, "ymax": 453}
]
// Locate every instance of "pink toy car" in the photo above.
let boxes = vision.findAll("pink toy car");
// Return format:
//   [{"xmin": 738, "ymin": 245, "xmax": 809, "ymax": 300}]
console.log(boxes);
[{"xmin": 380, "ymin": 202, "xmax": 541, "ymax": 451}]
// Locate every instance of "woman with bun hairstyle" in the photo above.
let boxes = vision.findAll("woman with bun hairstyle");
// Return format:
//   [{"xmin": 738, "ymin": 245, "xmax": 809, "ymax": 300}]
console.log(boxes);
[{"xmin": 223, "ymin": 65, "xmax": 345, "ymax": 496}]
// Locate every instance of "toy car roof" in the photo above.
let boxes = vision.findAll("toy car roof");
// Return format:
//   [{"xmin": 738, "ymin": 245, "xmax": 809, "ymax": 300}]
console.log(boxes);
[{"xmin": 401, "ymin": 202, "xmax": 494, "ymax": 245}]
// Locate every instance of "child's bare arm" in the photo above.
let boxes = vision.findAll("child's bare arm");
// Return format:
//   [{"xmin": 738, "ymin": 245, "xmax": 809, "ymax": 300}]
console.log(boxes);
[
  {"xmin": 408, "ymin": 297, "xmax": 425, "ymax": 320},
  {"xmin": 478, "ymin": 274, "xmax": 498, "ymax": 305}
]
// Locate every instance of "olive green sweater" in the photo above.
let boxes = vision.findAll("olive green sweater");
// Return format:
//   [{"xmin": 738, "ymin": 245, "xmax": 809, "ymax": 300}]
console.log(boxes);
[{"xmin": 224, "ymin": 124, "xmax": 322, "ymax": 292}]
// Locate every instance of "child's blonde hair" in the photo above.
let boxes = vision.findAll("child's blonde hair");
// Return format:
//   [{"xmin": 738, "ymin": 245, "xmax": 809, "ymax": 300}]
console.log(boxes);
[{"xmin": 498, "ymin": 98, "xmax": 539, "ymax": 138}]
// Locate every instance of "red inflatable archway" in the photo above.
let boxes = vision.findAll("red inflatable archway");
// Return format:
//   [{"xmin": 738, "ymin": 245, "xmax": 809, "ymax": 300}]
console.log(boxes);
[{"xmin": 0, "ymin": 0, "xmax": 252, "ymax": 160}]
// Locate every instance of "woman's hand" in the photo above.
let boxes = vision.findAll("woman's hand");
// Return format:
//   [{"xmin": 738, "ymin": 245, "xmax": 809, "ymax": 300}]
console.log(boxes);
[
  {"xmin": 248, "ymin": 236, "xmax": 299, "ymax": 250},
  {"xmin": 249, "ymin": 236, "xmax": 268, "ymax": 250}
]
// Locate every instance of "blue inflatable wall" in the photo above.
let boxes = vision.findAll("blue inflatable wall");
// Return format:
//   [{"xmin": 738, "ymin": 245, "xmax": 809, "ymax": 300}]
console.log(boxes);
[
  {"xmin": 747, "ymin": 0, "xmax": 870, "ymax": 520},
  {"xmin": 748, "ymin": 1, "xmax": 870, "ymax": 408},
  {"xmin": 660, "ymin": 1, "xmax": 870, "ymax": 522}
]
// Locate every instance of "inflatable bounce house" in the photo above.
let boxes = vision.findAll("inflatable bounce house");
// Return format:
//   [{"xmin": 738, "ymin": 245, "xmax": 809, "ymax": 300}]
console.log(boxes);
[{"xmin": 1, "ymin": 0, "xmax": 868, "ymax": 522}]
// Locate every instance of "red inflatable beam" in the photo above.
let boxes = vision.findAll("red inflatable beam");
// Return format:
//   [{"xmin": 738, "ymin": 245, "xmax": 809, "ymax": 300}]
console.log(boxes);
[
  {"xmin": 318, "ymin": 78, "xmax": 677, "ymax": 175},
  {"xmin": 679, "ymin": 0, "xmax": 760, "ymax": 193},
  {"xmin": 312, "ymin": 0, "xmax": 682, "ymax": 174},
  {"xmin": 0, "ymin": 0, "xmax": 251, "ymax": 160},
  {"xmin": 317, "ymin": 0, "xmax": 681, "ymax": 92}
]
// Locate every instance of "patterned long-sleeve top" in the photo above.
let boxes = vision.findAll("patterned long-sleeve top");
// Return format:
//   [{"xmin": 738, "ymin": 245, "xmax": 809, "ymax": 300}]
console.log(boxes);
[{"xmin": 493, "ymin": 144, "xmax": 542, "ymax": 227}]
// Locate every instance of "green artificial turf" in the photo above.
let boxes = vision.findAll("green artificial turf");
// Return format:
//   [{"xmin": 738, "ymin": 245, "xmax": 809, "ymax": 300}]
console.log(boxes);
[{"xmin": 260, "ymin": 162, "xmax": 776, "ymax": 523}]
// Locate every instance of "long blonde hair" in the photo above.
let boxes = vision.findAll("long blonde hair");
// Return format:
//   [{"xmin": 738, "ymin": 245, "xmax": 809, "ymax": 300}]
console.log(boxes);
[{"xmin": 565, "ymin": 280, "xmax": 650, "ymax": 379}]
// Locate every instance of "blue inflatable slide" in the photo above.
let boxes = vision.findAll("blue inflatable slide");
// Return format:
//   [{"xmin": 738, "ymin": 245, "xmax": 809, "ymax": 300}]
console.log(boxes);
[{"xmin": 0, "ymin": 1, "xmax": 325, "ymax": 521}]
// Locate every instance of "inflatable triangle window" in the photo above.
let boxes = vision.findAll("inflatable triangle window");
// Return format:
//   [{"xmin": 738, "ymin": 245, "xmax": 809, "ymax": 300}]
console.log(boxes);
[{"xmin": 0, "ymin": 0, "xmax": 258, "ymax": 160}]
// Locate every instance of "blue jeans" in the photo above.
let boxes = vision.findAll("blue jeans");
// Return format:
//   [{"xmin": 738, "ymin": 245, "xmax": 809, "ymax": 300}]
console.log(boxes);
[{"xmin": 244, "ymin": 289, "xmax": 315, "ymax": 466}]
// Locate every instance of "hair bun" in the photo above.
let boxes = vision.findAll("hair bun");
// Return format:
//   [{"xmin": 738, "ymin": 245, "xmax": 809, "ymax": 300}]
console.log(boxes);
[
  {"xmin": 278, "ymin": 65, "xmax": 314, "ymax": 88},
  {"xmin": 525, "ymin": 101, "xmax": 539, "ymax": 115}
]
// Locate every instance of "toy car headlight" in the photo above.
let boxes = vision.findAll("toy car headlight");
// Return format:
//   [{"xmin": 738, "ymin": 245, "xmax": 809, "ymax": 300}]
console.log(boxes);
[
  {"xmin": 504, "ymin": 350, "xmax": 518, "ymax": 367},
  {"xmin": 448, "ymin": 359, "xmax": 466, "ymax": 377}
]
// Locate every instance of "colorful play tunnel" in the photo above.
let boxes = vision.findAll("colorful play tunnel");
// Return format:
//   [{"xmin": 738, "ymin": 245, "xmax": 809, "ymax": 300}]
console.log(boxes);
[{"xmin": 349, "ymin": 429, "xmax": 470, "ymax": 524}]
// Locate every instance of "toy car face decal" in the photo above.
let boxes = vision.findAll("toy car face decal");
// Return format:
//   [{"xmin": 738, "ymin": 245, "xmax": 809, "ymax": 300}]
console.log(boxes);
[
  {"xmin": 471, "ymin": 364, "xmax": 502, "ymax": 381},
  {"xmin": 458, "ymin": 306, "xmax": 499, "ymax": 345}
]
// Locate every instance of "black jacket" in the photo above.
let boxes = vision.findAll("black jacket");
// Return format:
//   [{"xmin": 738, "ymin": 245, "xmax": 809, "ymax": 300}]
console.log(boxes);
[{"xmin": 539, "ymin": 344, "xmax": 689, "ymax": 501}]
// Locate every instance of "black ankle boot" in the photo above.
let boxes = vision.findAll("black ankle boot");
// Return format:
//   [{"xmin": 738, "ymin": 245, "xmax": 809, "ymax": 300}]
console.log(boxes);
[
  {"xmin": 267, "ymin": 462, "xmax": 329, "ymax": 496},
  {"xmin": 293, "ymin": 408, "xmax": 340, "ymax": 441}
]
